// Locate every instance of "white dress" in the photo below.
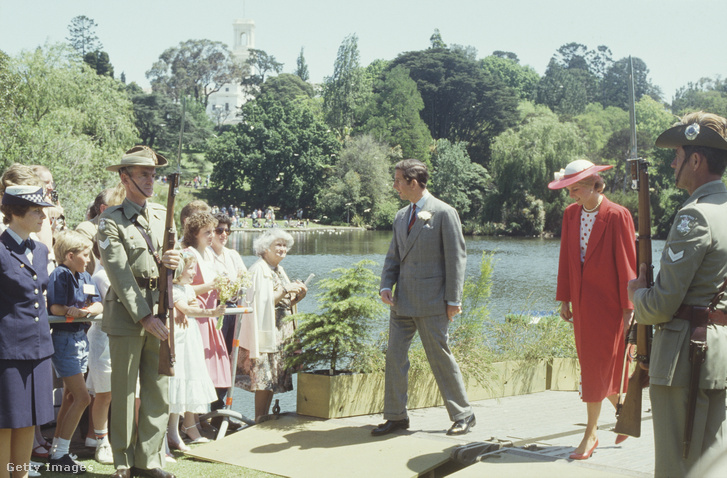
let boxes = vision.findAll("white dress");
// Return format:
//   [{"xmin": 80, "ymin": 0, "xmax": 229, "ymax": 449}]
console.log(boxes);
[{"xmin": 168, "ymin": 283, "xmax": 218, "ymax": 414}]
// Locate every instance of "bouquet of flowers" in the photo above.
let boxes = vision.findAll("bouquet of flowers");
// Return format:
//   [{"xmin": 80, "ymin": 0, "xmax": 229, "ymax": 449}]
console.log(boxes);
[{"xmin": 213, "ymin": 271, "xmax": 252, "ymax": 330}]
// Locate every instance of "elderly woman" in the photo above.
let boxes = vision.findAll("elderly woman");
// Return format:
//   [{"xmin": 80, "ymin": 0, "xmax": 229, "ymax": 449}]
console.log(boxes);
[
  {"xmin": 238, "ymin": 229, "xmax": 307, "ymax": 422},
  {"xmin": 550, "ymin": 159, "xmax": 637, "ymax": 460},
  {"xmin": 208, "ymin": 213, "xmax": 247, "ymax": 353},
  {"xmin": 0, "ymin": 185, "xmax": 55, "ymax": 478}
]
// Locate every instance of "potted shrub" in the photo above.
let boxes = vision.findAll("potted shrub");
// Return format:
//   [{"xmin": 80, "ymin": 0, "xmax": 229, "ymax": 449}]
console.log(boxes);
[{"xmin": 285, "ymin": 259, "xmax": 387, "ymax": 418}]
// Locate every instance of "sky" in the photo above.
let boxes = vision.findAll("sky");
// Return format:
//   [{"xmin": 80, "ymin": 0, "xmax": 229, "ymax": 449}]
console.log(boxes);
[{"xmin": 1, "ymin": 0, "xmax": 726, "ymax": 102}]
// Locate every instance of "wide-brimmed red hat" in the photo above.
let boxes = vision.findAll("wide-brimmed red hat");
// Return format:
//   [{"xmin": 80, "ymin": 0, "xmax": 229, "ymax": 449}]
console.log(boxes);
[{"xmin": 548, "ymin": 159, "xmax": 613, "ymax": 190}]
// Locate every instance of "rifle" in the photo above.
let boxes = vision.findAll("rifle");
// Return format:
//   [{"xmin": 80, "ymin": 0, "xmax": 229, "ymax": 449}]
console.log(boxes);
[
  {"xmin": 614, "ymin": 57, "xmax": 653, "ymax": 438},
  {"xmin": 158, "ymin": 98, "xmax": 186, "ymax": 376}
]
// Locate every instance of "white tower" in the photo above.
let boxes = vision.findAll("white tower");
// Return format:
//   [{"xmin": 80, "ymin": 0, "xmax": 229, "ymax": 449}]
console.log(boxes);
[
  {"xmin": 206, "ymin": 18, "xmax": 255, "ymax": 126},
  {"xmin": 232, "ymin": 19, "xmax": 255, "ymax": 65}
]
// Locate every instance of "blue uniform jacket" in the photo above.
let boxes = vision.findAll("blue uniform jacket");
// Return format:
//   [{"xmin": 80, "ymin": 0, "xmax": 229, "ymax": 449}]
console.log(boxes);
[{"xmin": 0, "ymin": 230, "xmax": 53, "ymax": 360}]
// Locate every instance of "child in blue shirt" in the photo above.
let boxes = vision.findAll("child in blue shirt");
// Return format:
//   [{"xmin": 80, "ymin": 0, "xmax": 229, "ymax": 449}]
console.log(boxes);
[{"xmin": 47, "ymin": 230, "xmax": 102, "ymax": 473}]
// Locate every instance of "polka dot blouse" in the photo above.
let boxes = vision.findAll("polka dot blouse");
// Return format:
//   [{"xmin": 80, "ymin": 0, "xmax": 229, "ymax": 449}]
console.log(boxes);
[{"xmin": 579, "ymin": 209, "xmax": 599, "ymax": 263}]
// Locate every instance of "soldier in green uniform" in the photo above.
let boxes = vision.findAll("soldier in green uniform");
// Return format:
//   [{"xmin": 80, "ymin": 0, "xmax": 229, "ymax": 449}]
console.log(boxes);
[
  {"xmin": 98, "ymin": 146, "xmax": 180, "ymax": 478},
  {"xmin": 628, "ymin": 112, "xmax": 727, "ymax": 477}
]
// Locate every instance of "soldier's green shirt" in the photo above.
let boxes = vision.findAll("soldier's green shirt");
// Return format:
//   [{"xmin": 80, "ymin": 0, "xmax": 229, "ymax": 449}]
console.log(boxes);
[
  {"xmin": 97, "ymin": 198, "xmax": 166, "ymax": 336},
  {"xmin": 634, "ymin": 180, "xmax": 727, "ymax": 388}
]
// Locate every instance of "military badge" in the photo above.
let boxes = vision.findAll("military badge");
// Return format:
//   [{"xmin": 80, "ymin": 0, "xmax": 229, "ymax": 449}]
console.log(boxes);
[
  {"xmin": 676, "ymin": 215, "xmax": 697, "ymax": 235},
  {"xmin": 98, "ymin": 218, "xmax": 106, "ymax": 232},
  {"xmin": 99, "ymin": 237, "xmax": 110, "ymax": 250}
]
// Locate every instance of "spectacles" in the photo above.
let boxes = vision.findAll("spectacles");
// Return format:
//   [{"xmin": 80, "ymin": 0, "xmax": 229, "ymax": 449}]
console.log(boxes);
[{"xmin": 215, "ymin": 227, "xmax": 230, "ymax": 235}]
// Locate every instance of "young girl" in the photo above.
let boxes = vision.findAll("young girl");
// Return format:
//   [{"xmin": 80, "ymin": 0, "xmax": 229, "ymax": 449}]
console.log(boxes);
[
  {"xmin": 47, "ymin": 230, "xmax": 102, "ymax": 472},
  {"xmin": 167, "ymin": 250, "xmax": 224, "ymax": 451}
]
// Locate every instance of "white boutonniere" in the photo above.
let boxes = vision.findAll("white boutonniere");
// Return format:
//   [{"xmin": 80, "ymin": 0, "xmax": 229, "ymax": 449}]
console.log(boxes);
[{"xmin": 417, "ymin": 211, "xmax": 432, "ymax": 221}]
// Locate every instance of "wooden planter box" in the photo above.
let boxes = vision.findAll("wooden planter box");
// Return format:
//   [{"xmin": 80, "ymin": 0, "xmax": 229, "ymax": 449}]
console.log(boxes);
[
  {"xmin": 297, "ymin": 359, "xmax": 565, "ymax": 419},
  {"xmin": 546, "ymin": 357, "xmax": 580, "ymax": 391}
]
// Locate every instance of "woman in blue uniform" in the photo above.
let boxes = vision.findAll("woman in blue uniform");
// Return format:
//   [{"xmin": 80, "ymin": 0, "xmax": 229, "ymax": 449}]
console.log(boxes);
[{"xmin": 0, "ymin": 185, "xmax": 55, "ymax": 478}]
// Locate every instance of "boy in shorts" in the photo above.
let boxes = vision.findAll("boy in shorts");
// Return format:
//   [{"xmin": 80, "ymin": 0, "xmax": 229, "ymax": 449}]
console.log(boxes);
[{"xmin": 47, "ymin": 230, "xmax": 102, "ymax": 474}]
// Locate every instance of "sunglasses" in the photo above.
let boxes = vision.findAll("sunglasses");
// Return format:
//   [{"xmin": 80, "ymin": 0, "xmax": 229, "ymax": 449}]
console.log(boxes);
[{"xmin": 215, "ymin": 227, "xmax": 230, "ymax": 235}]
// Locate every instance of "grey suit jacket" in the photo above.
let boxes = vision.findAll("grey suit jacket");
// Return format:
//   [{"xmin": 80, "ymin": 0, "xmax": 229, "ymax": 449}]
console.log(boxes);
[{"xmin": 380, "ymin": 194, "xmax": 466, "ymax": 317}]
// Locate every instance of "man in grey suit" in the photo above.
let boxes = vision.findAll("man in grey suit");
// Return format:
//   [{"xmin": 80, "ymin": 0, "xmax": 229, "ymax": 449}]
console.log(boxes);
[{"xmin": 373, "ymin": 159, "xmax": 475, "ymax": 436}]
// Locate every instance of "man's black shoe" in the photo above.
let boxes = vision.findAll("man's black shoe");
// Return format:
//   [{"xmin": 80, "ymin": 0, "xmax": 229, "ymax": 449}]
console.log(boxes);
[
  {"xmin": 371, "ymin": 418, "xmax": 410, "ymax": 436},
  {"xmin": 48, "ymin": 454, "xmax": 86, "ymax": 474},
  {"xmin": 447, "ymin": 414, "xmax": 476, "ymax": 435},
  {"xmin": 130, "ymin": 467, "xmax": 176, "ymax": 478}
]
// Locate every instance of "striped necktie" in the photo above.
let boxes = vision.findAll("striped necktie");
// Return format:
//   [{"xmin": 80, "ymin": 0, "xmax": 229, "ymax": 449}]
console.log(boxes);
[{"xmin": 408, "ymin": 204, "xmax": 417, "ymax": 233}]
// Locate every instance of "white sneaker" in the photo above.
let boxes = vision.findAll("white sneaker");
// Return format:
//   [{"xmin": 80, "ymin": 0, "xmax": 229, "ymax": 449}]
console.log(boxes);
[
  {"xmin": 95, "ymin": 438, "xmax": 113, "ymax": 465},
  {"xmin": 85, "ymin": 436, "xmax": 98, "ymax": 448}
]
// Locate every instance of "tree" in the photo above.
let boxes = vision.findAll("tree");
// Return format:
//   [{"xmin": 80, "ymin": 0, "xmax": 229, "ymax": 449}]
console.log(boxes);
[
  {"xmin": 359, "ymin": 65, "xmax": 433, "ymax": 161},
  {"xmin": 285, "ymin": 260, "xmax": 386, "ymax": 374},
  {"xmin": 242, "ymin": 48, "xmax": 283, "ymax": 92},
  {"xmin": 66, "ymin": 15, "xmax": 102, "ymax": 56},
  {"xmin": 83, "ymin": 50, "xmax": 114, "ymax": 78},
  {"xmin": 323, "ymin": 34, "xmax": 368, "ymax": 136},
  {"xmin": 429, "ymin": 29, "xmax": 447, "ymax": 49},
  {"xmin": 488, "ymin": 101, "xmax": 586, "ymax": 232},
  {"xmin": 315, "ymin": 134, "xmax": 396, "ymax": 226},
  {"xmin": 0, "ymin": 43, "xmax": 138, "ymax": 224},
  {"xmin": 481, "ymin": 54, "xmax": 540, "ymax": 101},
  {"xmin": 672, "ymin": 77, "xmax": 727, "ymax": 118},
  {"xmin": 146, "ymin": 39, "xmax": 243, "ymax": 107},
  {"xmin": 295, "ymin": 47, "xmax": 310, "ymax": 81},
  {"xmin": 574, "ymin": 103, "xmax": 629, "ymax": 161},
  {"xmin": 258, "ymin": 73, "xmax": 314, "ymax": 103},
  {"xmin": 537, "ymin": 43, "xmax": 612, "ymax": 116},
  {"xmin": 389, "ymin": 47, "xmax": 519, "ymax": 164},
  {"xmin": 600, "ymin": 57, "xmax": 661, "ymax": 109},
  {"xmin": 429, "ymin": 139, "xmax": 492, "ymax": 220},
  {"xmin": 207, "ymin": 93, "xmax": 339, "ymax": 212}
]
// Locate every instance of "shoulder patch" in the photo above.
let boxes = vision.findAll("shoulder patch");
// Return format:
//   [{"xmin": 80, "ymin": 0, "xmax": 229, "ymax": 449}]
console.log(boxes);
[
  {"xmin": 98, "ymin": 218, "xmax": 107, "ymax": 233},
  {"xmin": 676, "ymin": 215, "xmax": 698, "ymax": 235}
]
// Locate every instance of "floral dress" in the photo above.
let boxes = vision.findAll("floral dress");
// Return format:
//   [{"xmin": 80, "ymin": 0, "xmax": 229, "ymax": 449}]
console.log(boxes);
[{"xmin": 236, "ymin": 259, "xmax": 295, "ymax": 393}]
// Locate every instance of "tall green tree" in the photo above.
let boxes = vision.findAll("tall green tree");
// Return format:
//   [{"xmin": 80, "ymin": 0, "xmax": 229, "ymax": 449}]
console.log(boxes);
[
  {"xmin": 488, "ymin": 101, "xmax": 585, "ymax": 232},
  {"xmin": 600, "ymin": 57, "xmax": 662, "ymax": 109},
  {"xmin": 66, "ymin": 15, "xmax": 102, "ymax": 56},
  {"xmin": 359, "ymin": 65, "xmax": 433, "ymax": 161},
  {"xmin": 242, "ymin": 48, "xmax": 284, "ymax": 93},
  {"xmin": 83, "ymin": 50, "xmax": 114, "ymax": 78},
  {"xmin": 429, "ymin": 139, "xmax": 492, "ymax": 220},
  {"xmin": 481, "ymin": 54, "xmax": 539, "ymax": 101},
  {"xmin": 1, "ymin": 43, "xmax": 138, "ymax": 224},
  {"xmin": 295, "ymin": 47, "xmax": 310, "ymax": 81},
  {"xmin": 146, "ymin": 39, "xmax": 243, "ymax": 107},
  {"xmin": 258, "ymin": 73, "xmax": 314, "ymax": 103},
  {"xmin": 389, "ymin": 47, "xmax": 519, "ymax": 165},
  {"xmin": 207, "ymin": 93, "xmax": 339, "ymax": 212},
  {"xmin": 315, "ymin": 134, "xmax": 396, "ymax": 226},
  {"xmin": 672, "ymin": 77, "xmax": 727, "ymax": 118},
  {"xmin": 323, "ymin": 34, "xmax": 368, "ymax": 136}
]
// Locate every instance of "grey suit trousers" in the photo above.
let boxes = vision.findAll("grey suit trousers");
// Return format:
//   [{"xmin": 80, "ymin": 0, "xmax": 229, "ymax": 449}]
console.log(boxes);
[{"xmin": 384, "ymin": 310, "xmax": 472, "ymax": 422}]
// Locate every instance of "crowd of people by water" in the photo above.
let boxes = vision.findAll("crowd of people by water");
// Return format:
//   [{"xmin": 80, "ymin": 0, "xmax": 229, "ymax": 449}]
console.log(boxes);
[
  {"xmin": 0, "ymin": 156, "xmax": 307, "ymax": 478},
  {"xmin": 2, "ymin": 110, "xmax": 727, "ymax": 478}
]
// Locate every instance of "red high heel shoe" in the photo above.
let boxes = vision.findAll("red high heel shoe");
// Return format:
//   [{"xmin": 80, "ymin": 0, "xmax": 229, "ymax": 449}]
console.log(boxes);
[
  {"xmin": 615, "ymin": 434, "xmax": 628, "ymax": 445},
  {"xmin": 569, "ymin": 439, "xmax": 598, "ymax": 460}
]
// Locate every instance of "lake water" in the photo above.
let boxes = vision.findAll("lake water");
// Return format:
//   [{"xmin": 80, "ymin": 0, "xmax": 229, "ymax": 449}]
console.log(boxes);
[{"xmin": 226, "ymin": 229, "xmax": 665, "ymax": 420}]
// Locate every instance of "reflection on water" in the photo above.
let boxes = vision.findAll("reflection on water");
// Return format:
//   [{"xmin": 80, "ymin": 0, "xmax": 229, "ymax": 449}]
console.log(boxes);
[{"xmin": 227, "ymin": 228, "xmax": 665, "ymax": 417}]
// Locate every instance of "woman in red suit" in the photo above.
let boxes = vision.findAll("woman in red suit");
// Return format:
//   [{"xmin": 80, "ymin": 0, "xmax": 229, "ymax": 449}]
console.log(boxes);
[{"xmin": 549, "ymin": 159, "xmax": 637, "ymax": 460}]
